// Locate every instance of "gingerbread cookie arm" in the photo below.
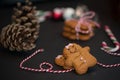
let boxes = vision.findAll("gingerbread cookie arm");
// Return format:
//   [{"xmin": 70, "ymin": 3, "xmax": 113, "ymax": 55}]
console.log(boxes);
[
  {"xmin": 81, "ymin": 47, "xmax": 97, "ymax": 67},
  {"xmin": 55, "ymin": 55, "xmax": 65, "ymax": 66}
]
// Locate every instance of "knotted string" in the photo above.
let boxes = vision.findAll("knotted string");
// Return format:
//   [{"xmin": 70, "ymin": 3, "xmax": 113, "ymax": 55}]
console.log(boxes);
[
  {"xmin": 75, "ymin": 11, "xmax": 100, "ymax": 40},
  {"xmin": 20, "ymin": 49, "xmax": 73, "ymax": 73}
]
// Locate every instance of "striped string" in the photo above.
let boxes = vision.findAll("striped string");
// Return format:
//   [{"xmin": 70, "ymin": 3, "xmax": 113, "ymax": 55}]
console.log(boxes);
[
  {"xmin": 97, "ymin": 51, "xmax": 120, "ymax": 68},
  {"xmin": 20, "ymin": 49, "xmax": 73, "ymax": 73},
  {"xmin": 97, "ymin": 62, "xmax": 120, "ymax": 68},
  {"xmin": 75, "ymin": 11, "xmax": 100, "ymax": 40}
]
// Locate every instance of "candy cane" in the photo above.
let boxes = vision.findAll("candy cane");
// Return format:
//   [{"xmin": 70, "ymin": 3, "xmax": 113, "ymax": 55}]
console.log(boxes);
[
  {"xmin": 101, "ymin": 25, "xmax": 120, "ymax": 53},
  {"xmin": 101, "ymin": 48, "xmax": 120, "ymax": 56},
  {"xmin": 20, "ymin": 49, "xmax": 73, "ymax": 73},
  {"xmin": 98, "ymin": 26, "xmax": 120, "ymax": 67}
]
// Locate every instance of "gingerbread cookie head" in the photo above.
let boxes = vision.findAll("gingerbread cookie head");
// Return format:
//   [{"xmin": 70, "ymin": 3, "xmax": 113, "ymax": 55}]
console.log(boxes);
[
  {"xmin": 55, "ymin": 43, "xmax": 97, "ymax": 74},
  {"xmin": 63, "ymin": 43, "xmax": 81, "ymax": 58}
]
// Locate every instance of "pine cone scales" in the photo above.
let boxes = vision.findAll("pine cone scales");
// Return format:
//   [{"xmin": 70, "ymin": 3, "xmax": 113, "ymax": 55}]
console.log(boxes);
[
  {"xmin": 0, "ymin": 0, "xmax": 40, "ymax": 51},
  {"xmin": 12, "ymin": 0, "xmax": 37, "ymax": 24},
  {"xmin": 0, "ymin": 24, "xmax": 37, "ymax": 51}
]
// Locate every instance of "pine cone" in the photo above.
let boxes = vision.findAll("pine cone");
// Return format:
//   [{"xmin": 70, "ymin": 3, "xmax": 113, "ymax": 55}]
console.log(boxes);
[
  {"xmin": 12, "ymin": 0, "xmax": 38, "ymax": 25},
  {"xmin": 12, "ymin": 0, "xmax": 40, "ymax": 41},
  {"xmin": 0, "ymin": 23, "xmax": 39, "ymax": 51},
  {"xmin": 0, "ymin": 0, "xmax": 40, "ymax": 51}
]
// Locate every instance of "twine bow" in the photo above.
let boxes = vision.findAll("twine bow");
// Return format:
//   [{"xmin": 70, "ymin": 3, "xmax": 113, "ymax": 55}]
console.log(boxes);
[{"xmin": 75, "ymin": 11, "xmax": 100, "ymax": 40}]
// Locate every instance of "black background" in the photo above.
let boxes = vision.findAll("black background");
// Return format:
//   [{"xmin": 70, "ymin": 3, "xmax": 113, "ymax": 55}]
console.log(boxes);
[{"xmin": 0, "ymin": 0, "xmax": 120, "ymax": 80}]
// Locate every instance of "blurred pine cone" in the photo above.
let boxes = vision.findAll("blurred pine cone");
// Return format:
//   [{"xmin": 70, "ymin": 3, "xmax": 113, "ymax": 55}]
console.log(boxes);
[
  {"xmin": 0, "ymin": 23, "xmax": 39, "ymax": 51},
  {"xmin": 0, "ymin": 0, "xmax": 40, "ymax": 51}
]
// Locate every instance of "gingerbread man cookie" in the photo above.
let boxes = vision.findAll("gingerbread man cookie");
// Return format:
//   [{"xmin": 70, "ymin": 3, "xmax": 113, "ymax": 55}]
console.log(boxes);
[{"xmin": 55, "ymin": 43, "xmax": 97, "ymax": 74}]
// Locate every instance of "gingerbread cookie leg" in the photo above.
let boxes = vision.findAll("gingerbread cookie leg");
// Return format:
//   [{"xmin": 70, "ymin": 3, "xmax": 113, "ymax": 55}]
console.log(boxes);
[{"xmin": 73, "ymin": 57, "xmax": 88, "ymax": 74}]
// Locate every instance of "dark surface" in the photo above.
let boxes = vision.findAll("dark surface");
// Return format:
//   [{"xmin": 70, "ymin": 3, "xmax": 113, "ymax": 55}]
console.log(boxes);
[{"xmin": 0, "ymin": 0, "xmax": 120, "ymax": 80}]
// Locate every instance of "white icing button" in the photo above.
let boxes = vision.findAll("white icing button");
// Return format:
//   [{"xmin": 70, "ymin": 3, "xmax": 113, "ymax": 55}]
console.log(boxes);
[
  {"xmin": 80, "ymin": 57, "xmax": 83, "ymax": 60},
  {"xmin": 83, "ymin": 60, "xmax": 86, "ymax": 63}
]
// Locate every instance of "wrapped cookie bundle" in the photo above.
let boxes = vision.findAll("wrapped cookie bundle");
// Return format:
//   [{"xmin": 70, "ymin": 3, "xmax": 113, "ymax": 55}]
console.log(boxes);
[
  {"xmin": 62, "ymin": 11, "xmax": 100, "ymax": 41},
  {"xmin": 55, "ymin": 43, "xmax": 97, "ymax": 74}
]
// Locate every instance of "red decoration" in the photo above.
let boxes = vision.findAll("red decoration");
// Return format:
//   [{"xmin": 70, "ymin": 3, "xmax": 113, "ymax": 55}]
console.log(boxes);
[{"xmin": 52, "ymin": 8, "xmax": 63, "ymax": 20}]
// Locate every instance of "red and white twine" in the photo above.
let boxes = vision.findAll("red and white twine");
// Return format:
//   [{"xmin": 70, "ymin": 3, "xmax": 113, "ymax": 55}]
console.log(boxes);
[
  {"xmin": 75, "ymin": 11, "xmax": 100, "ymax": 40},
  {"xmin": 97, "ymin": 62, "xmax": 120, "ymax": 68},
  {"xmin": 20, "ymin": 49, "xmax": 120, "ymax": 74},
  {"xmin": 20, "ymin": 49, "xmax": 73, "ymax": 73}
]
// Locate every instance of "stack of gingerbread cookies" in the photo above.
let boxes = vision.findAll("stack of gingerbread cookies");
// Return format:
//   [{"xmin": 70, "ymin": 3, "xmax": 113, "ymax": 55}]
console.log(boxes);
[{"xmin": 62, "ymin": 19, "xmax": 97, "ymax": 41}]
